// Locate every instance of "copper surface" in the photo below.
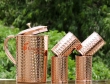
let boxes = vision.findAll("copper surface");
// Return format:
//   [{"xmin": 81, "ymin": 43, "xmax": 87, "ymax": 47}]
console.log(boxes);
[
  {"xmin": 51, "ymin": 32, "xmax": 81, "ymax": 57},
  {"xmin": 51, "ymin": 56, "xmax": 68, "ymax": 83},
  {"xmin": 77, "ymin": 32, "xmax": 105, "ymax": 56},
  {"xmin": 76, "ymin": 56, "xmax": 92, "ymax": 80},
  {"xmin": 4, "ymin": 35, "xmax": 48, "ymax": 83}
]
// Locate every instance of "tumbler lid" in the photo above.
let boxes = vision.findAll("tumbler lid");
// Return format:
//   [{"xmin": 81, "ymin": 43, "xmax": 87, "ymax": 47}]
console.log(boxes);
[{"xmin": 18, "ymin": 23, "xmax": 48, "ymax": 35}]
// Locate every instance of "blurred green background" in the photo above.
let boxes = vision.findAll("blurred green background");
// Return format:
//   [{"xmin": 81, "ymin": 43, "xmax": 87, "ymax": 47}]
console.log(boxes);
[{"xmin": 0, "ymin": 0, "xmax": 110, "ymax": 80}]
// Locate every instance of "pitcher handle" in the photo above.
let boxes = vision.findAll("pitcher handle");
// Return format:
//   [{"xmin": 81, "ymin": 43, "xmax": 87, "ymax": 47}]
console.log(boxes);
[{"xmin": 4, "ymin": 35, "xmax": 16, "ymax": 65}]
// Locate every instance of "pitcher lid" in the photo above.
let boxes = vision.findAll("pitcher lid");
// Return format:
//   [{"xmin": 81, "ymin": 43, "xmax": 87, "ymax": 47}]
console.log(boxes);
[{"xmin": 18, "ymin": 23, "xmax": 48, "ymax": 35}]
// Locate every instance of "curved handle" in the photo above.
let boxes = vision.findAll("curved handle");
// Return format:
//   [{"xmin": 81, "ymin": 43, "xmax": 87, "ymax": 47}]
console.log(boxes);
[{"xmin": 4, "ymin": 35, "xmax": 16, "ymax": 65}]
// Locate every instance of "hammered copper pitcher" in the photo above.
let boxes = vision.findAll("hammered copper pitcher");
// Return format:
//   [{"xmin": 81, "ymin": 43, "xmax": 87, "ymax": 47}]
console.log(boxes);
[{"xmin": 4, "ymin": 34, "xmax": 48, "ymax": 83}]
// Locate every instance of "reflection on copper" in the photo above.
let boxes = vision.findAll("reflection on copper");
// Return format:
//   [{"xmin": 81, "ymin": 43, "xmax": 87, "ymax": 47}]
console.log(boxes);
[
  {"xmin": 75, "ymin": 80, "xmax": 92, "ymax": 84},
  {"xmin": 76, "ymin": 56, "xmax": 92, "ymax": 80},
  {"xmin": 77, "ymin": 32, "xmax": 105, "ymax": 56},
  {"xmin": 51, "ymin": 32, "xmax": 81, "ymax": 57},
  {"xmin": 51, "ymin": 56, "xmax": 68, "ymax": 83}
]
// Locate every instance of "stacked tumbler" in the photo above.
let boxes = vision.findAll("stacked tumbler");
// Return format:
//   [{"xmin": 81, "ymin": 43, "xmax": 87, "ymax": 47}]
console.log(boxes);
[
  {"xmin": 51, "ymin": 32, "xmax": 82, "ymax": 83},
  {"xmin": 76, "ymin": 32, "xmax": 105, "ymax": 84}
]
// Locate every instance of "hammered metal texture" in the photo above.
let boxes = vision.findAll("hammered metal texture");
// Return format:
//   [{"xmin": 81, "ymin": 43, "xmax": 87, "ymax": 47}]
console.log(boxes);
[
  {"xmin": 76, "ymin": 56, "xmax": 92, "ymax": 80},
  {"xmin": 16, "ymin": 35, "xmax": 48, "ymax": 83},
  {"xmin": 75, "ymin": 80, "xmax": 92, "ymax": 84},
  {"xmin": 51, "ymin": 32, "xmax": 81, "ymax": 57},
  {"xmin": 51, "ymin": 56, "xmax": 68, "ymax": 83},
  {"xmin": 77, "ymin": 32, "xmax": 105, "ymax": 56}
]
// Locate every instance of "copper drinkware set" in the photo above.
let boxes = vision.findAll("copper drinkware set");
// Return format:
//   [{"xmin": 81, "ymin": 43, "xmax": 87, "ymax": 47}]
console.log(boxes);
[
  {"xmin": 4, "ymin": 23, "xmax": 105, "ymax": 84},
  {"xmin": 51, "ymin": 31, "xmax": 105, "ymax": 83}
]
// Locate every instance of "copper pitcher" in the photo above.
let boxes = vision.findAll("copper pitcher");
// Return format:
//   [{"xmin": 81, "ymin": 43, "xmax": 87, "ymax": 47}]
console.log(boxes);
[{"xmin": 4, "ymin": 26, "xmax": 48, "ymax": 83}]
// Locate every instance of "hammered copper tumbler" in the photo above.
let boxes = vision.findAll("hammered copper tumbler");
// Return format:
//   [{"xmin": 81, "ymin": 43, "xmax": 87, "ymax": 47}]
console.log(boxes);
[
  {"xmin": 51, "ymin": 56, "xmax": 68, "ymax": 83},
  {"xmin": 76, "ymin": 56, "xmax": 92, "ymax": 80},
  {"xmin": 4, "ymin": 35, "xmax": 48, "ymax": 83},
  {"xmin": 77, "ymin": 32, "xmax": 105, "ymax": 56},
  {"xmin": 51, "ymin": 32, "xmax": 81, "ymax": 57}
]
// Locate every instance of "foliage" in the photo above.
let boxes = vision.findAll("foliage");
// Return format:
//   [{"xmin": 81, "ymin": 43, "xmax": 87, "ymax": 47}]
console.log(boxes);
[
  {"xmin": 0, "ymin": 0, "xmax": 110, "ymax": 80},
  {"xmin": 68, "ymin": 56, "xmax": 76, "ymax": 80},
  {"xmin": 92, "ymin": 56, "xmax": 110, "ymax": 80},
  {"xmin": 0, "ymin": 21, "xmax": 19, "ymax": 78}
]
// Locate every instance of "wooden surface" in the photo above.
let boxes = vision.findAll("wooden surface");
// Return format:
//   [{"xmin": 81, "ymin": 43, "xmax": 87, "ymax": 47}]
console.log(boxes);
[{"xmin": 0, "ymin": 79, "xmax": 109, "ymax": 84}]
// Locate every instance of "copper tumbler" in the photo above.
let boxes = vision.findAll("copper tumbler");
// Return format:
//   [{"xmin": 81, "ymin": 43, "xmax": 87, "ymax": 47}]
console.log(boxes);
[
  {"xmin": 51, "ymin": 56, "xmax": 68, "ymax": 83},
  {"xmin": 76, "ymin": 56, "xmax": 92, "ymax": 80},
  {"xmin": 77, "ymin": 32, "xmax": 105, "ymax": 56},
  {"xmin": 51, "ymin": 32, "xmax": 81, "ymax": 57},
  {"xmin": 4, "ymin": 35, "xmax": 48, "ymax": 83}
]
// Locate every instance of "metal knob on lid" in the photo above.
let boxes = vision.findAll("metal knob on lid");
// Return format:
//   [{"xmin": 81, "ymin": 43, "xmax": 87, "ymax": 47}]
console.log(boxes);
[
  {"xmin": 51, "ymin": 32, "xmax": 82, "ymax": 57},
  {"xmin": 77, "ymin": 32, "xmax": 105, "ymax": 56}
]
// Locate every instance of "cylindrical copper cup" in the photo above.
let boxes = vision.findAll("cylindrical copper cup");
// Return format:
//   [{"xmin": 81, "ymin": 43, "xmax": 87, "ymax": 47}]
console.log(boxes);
[
  {"xmin": 75, "ymin": 80, "xmax": 92, "ymax": 84},
  {"xmin": 77, "ymin": 32, "xmax": 105, "ymax": 56},
  {"xmin": 51, "ymin": 32, "xmax": 81, "ymax": 57},
  {"xmin": 51, "ymin": 56, "xmax": 68, "ymax": 83},
  {"xmin": 76, "ymin": 56, "xmax": 92, "ymax": 80}
]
